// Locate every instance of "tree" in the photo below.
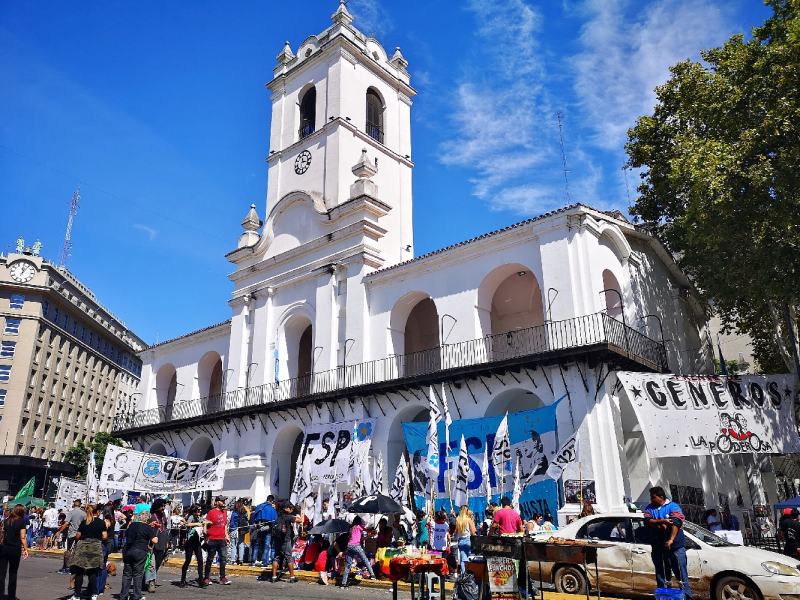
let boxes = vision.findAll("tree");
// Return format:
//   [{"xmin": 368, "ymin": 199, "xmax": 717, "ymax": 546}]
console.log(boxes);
[
  {"xmin": 64, "ymin": 431, "xmax": 124, "ymax": 478},
  {"xmin": 625, "ymin": 0, "xmax": 800, "ymax": 375}
]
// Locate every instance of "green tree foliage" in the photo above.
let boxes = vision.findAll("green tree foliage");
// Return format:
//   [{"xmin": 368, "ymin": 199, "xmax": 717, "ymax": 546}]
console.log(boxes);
[
  {"xmin": 64, "ymin": 431, "xmax": 124, "ymax": 478},
  {"xmin": 625, "ymin": 0, "xmax": 800, "ymax": 374}
]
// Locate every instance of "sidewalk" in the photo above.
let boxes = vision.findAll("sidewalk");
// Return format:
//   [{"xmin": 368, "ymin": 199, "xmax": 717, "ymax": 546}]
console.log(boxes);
[{"xmin": 30, "ymin": 548, "xmax": 621, "ymax": 600}]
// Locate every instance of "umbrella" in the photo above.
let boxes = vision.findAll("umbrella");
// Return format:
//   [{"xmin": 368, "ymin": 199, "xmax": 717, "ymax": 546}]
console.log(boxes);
[
  {"xmin": 12, "ymin": 496, "xmax": 47, "ymax": 508},
  {"xmin": 122, "ymin": 504, "xmax": 135, "ymax": 511},
  {"xmin": 309, "ymin": 518, "xmax": 351, "ymax": 535},
  {"xmin": 347, "ymin": 494, "xmax": 404, "ymax": 514}
]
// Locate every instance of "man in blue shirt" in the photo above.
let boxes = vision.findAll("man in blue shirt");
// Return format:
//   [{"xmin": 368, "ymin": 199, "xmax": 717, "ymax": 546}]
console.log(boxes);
[
  {"xmin": 249, "ymin": 495, "xmax": 278, "ymax": 566},
  {"xmin": 644, "ymin": 486, "xmax": 693, "ymax": 599}
]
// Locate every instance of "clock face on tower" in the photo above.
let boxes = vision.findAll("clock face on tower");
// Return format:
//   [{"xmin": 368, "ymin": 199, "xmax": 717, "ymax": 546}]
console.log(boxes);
[
  {"xmin": 294, "ymin": 150, "xmax": 312, "ymax": 174},
  {"xmin": 10, "ymin": 260, "xmax": 36, "ymax": 283}
]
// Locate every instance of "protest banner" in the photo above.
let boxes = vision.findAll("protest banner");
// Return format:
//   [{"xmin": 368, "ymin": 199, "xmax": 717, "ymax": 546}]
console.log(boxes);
[
  {"xmin": 616, "ymin": 373, "xmax": 799, "ymax": 457},
  {"xmin": 99, "ymin": 445, "xmax": 226, "ymax": 493},
  {"xmin": 403, "ymin": 401, "xmax": 562, "ymax": 521}
]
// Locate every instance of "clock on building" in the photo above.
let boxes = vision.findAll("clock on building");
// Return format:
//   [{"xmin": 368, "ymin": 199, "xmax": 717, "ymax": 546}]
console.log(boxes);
[
  {"xmin": 295, "ymin": 150, "xmax": 312, "ymax": 174},
  {"xmin": 9, "ymin": 260, "xmax": 36, "ymax": 283}
]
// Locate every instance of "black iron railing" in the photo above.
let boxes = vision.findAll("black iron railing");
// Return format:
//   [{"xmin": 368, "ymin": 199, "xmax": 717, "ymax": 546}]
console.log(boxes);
[
  {"xmin": 299, "ymin": 123, "xmax": 314, "ymax": 139},
  {"xmin": 113, "ymin": 312, "xmax": 667, "ymax": 431},
  {"xmin": 366, "ymin": 122, "xmax": 384, "ymax": 143}
]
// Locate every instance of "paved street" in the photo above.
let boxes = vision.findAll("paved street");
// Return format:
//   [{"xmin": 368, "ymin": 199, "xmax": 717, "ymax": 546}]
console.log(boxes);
[{"xmin": 18, "ymin": 555, "xmax": 394, "ymax": 600}]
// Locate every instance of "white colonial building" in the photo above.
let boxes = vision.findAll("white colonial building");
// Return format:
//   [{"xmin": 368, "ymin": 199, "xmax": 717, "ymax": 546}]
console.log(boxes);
[{"xmin": 113, "ymin": 3, "xmax": 788, "ymax": 526}]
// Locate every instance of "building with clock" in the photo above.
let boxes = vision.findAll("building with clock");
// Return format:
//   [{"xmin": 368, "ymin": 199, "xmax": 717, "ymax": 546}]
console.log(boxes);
[
  {"xmin": 108, "ymin": 2, "xmax": 785, "ymax": 525},
  {"xmin": 0, "ymin": 247, "xmax": 145, "ymax": 497}
]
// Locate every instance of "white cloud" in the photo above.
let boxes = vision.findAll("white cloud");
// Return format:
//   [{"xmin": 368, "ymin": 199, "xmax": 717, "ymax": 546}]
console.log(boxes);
[
  {"xmin": 571, "ymin": 0, "xmax": 733, "ymax": 150},
  {"xmin": 439, "ymin": 0, "xmax": 568, "ymax": 216},
  {"xmin": 133, "ymin": 223, "xmax": 158, "ymax": 241},
  {"xmin": 348, "ymin": 0, "xmax": 392, "ymax": 37}
]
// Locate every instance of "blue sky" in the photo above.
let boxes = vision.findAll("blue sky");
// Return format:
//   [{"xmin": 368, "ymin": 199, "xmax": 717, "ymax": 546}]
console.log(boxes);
[{"xmin": 0, "ymin": 0, "xmax": 769, "ymax": 346}]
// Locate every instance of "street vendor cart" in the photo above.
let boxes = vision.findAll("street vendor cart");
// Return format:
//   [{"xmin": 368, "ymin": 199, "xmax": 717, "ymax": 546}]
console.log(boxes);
[{"xmin": 524, "ymin": 538, "xmax": 612, "ymax": 600}]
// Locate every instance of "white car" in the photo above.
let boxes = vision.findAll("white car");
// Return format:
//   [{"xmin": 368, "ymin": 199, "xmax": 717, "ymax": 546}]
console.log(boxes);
[{"xmin": 533, "ymin": 512, "xmax": 800, "ymax": 600}]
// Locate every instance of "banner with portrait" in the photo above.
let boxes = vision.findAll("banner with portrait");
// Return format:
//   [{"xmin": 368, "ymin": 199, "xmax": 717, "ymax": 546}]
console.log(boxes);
[
  {"xmin": 402, "ymin": 402, "xmax": 561, "ymax": 522},
  {"xmin": 56, "ymin": 477, "xmax": 88, "ymax": 510},
  {"xmin": 616, "ymin": 372, "xmax": 800, "ymax": 458},
  {"xmin": 99, "ymin": 445, "xmax": 227, "ymax": 493}
]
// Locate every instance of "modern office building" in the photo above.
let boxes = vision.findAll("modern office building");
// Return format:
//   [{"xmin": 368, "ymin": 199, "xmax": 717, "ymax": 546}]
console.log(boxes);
[{"xmin": 0, "ymin": 246, "xmax": 145, "ymax": 497}]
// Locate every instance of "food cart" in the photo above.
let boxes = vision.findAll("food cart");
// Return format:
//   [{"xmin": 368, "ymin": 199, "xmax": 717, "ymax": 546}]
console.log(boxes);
[{"xmin": 470, "ymin": 536, "xmax": 611, "ymax": 600}]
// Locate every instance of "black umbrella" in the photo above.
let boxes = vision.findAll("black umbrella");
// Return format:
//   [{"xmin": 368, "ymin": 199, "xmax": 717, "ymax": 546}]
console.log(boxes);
[
  {"xmin": 309, "ymin": 518, "xmax": 351, "ymax": 535},
  {"xmin": 347, "ymin": 494, "xmax": 404, "ymax": 514}
]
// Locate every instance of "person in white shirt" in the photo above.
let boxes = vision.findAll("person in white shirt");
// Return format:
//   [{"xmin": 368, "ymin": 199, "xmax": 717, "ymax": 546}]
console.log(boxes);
[
  {"xmin": 525, "ymin": 513, "xmax": 545, "ymax": 535},
  {"xmin": 42, "ymin": 503, "xmax": 60, "ymax": 547},
  {"xmin": 705, "ymin": 509, "xmax": 723, "ymax": 532}
]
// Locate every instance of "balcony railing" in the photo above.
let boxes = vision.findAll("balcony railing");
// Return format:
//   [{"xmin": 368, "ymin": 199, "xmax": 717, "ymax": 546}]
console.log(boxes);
[{"xmin": 113, "ymin": 312, "xmax": 667, "ymax": 431}]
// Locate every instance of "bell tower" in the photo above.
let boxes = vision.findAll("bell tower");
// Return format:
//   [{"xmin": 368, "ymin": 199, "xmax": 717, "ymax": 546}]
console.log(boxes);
[{"xmin": 264, "ymin": 1, "xmax": 416, "ymax": 263}]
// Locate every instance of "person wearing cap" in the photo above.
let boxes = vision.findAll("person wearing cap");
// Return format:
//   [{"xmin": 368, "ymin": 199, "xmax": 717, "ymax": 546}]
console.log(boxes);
[
  {"xmin": 271, "ymin": 501, "xmax": 301, "ymax": 583},
  {"xmin": 202, "ymin": 497, "xmax": 231, "ymax": 586}
]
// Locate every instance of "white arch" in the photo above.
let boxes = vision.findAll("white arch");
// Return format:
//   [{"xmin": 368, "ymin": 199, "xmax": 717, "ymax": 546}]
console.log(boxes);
[
  {"xmin": 187, "ymin": 437, "xmax": 215, "ymax": 462},
  {"xmin": 275, "ymin": 304, "xmax": 315, "ymax": 381},
  {"xmin": 154, "ymin": 363, "xmax": 177, "ymax": 408},
  {"xmin": 597, "ymin": 223, "xmax": 632, "ymax": 264},
  {"xmin": 386, "ymin": 404, "xmax": 429, "ymax": 487},
  {"xmin": 484, "ymin": 388, "xmax": 545, "ymax": 417},
  {"xmin": 271, "ymin": 425, "xmax": 304, "ymax": 499},
  {"xmin": 148, "ymin": 442, "xmax": 168, "ymax": 456},
  {"xmin": 477, "ymin": 263, "xmax": 544, "ymax": 336},
  {"xmin": 388, "ymin": 291, "xmax": 437, "ymax": 356},
  {"xmin": 198, "ymin": 351, "xmax": 223, "ymax": 398},
  {"xmin": 602, "ymin": 269, "xmax": 624, "ymax": 319}
]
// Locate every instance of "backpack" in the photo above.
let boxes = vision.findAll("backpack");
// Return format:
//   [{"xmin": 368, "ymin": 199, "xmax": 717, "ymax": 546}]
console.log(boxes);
[{"xmin": 271, "ymin": 516, "xmax": 288, "ymax": 538}]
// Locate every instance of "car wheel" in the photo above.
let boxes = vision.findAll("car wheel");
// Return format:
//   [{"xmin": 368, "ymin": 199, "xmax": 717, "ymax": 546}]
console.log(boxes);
[
  {"xmin": 715, "ymin": 575, "xmax": 760, "ymax": 600},
  {"xmin": 554, "ymin": 565, "xmax": 588, "ymax": 595}
]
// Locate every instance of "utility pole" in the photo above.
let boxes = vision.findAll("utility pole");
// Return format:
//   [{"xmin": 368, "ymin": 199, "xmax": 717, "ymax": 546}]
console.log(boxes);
[{"xmin": 60, "ymin": 185, "xmax": 81, "ymax": 268}]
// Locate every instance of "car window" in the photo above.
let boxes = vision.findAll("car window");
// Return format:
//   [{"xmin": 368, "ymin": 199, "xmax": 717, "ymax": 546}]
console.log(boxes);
[
  {"xmin": 578, "ymin": 518, "xmax": 629, "ymax": 542},
  {"xmin": 631, "ymin": 519, "xmax": 651, "ymax": 544},
  {"xmin": 683, "ymin": 522, "xmax": 735, "ymax": 547}
]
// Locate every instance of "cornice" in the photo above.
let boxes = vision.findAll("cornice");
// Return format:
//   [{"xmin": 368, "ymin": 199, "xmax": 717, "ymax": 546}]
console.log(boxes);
[
  {"xmin": 267, "ymin": 35, "xmax": 415, "ymax": 99},
  {"xmin": 229, "ymin": 217, "xmax": 387, "ymax": 282},
  {"xmin": 231, "ymin": 242, "xmax": 384, "ymax": 299}
]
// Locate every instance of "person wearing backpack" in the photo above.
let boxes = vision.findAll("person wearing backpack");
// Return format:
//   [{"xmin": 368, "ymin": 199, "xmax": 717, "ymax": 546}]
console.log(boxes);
[
  {"xmin": 0, "ymin": 505, "xmax": 29, "ymax": 600},
  {"xmin": 119, "ymin": 511, "xmax": 157, "ymax": 600},
  {"xmin": 249, "ymin": 496, "xmax": 277, "ymax": 566},
  {"xmin": 270, "ymin": 501, "xmax": 301, "ymax": 583}
]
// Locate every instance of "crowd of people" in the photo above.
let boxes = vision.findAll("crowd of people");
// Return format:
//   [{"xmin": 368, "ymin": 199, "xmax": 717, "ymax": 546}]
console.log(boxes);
[{"xmin": 0, "ymin": 491, "xmax": 557, "ymax": 600}]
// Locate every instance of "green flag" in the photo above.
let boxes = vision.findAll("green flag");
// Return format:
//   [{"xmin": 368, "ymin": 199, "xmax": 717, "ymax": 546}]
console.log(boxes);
[{"xmin": 14, "ymin": 476, "xmax": 36, "ymax": 500}]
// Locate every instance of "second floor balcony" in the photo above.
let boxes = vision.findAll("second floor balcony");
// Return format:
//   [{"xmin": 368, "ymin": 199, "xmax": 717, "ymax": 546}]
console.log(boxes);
[{"xmin": 113, "ymin": 311, "xmax": 667, "ymax": 433}]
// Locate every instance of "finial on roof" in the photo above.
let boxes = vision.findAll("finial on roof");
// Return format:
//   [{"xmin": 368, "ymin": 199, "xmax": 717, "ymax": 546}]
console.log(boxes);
[
  {"xmin": 332, "ymin": 0, "xmax": 354, "ymax": 26},
  {"xmin": 238, "ymin": 204, "xmax": 263, "ymax": 249},
  {"xmin": 352, "ymin": 148, "xmax": 378, "ymax": 179},
  {"xmin": 276, "ymin": 41, "xmax": 295, "ymax": 64},
  {"xmin": 390, "ymin": 46, "xmax": 408, "ymax": 70}
]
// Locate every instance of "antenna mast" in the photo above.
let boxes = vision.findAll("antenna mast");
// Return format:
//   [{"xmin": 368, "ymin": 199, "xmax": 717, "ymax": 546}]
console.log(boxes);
[
  {"xmin": 60, "ymin": 185, "xmax": 81, "ymax": 268},
  {"xmin": 556, "ymin": 112, "xmax": 571, "ymax": 206}
]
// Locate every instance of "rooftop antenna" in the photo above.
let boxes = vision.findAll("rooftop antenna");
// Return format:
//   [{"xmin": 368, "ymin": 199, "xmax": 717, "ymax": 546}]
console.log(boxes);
[
  {"xmin": 556, "ymin": 112, "xmax": 571, "ymax": 206},
  {"xmin": 60, "ymin": 184, "xmax": 81, "ymax": 268},
  {"xmin": 623, "ymin": 165, "xmax": 632, "ymax": 209}
]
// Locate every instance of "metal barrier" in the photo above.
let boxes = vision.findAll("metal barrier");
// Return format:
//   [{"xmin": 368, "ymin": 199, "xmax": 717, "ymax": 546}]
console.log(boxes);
[{"xmin": 114, "ymin": 312, "xmax": 667, "ymax": 430}]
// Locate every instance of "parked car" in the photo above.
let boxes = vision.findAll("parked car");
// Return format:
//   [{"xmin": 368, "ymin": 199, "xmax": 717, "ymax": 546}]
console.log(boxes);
[{"xmin": 533, "ymin": 512, "xmax": 800, "ymax": 600}]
